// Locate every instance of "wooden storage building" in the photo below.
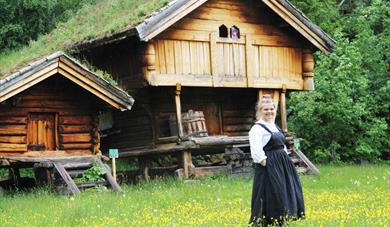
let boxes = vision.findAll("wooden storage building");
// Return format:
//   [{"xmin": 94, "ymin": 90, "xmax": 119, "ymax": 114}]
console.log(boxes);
[
  {"xmin": 0, "ymin": 52, "xmax": 134, "ymax": 159},
  {"xmin": 74, "ymin": 0, "xmax": 335, "ymax": 178}
]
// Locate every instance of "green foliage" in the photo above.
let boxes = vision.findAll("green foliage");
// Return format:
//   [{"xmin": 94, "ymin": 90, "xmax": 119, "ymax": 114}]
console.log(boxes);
[
  {"xmin": 0, "ymin": 0, "xmax": 93, "ymax": 52},
  {"xmin": 0, "ymin": 0, "xmax": 169, "ymax": 76},
  {"xmin": 82, "ymin": 165, "xmax": 105, "ymax": 182},
  {"xmin": 288, "ymin": 0, "xmax": 390, "ymax": 162}
]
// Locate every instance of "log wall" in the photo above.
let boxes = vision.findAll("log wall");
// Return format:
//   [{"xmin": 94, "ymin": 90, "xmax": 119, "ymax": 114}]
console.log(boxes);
[
  {"xmin": 0, "ymin": 75, "xmax": 103, "ymax": 157},
  {"xmin": 150, "ymin": 87, "xmax": 257, "ymax": 138},
  {"xmin": 101, "ymin": 98, "xmax": 155, "ymax": 152}
]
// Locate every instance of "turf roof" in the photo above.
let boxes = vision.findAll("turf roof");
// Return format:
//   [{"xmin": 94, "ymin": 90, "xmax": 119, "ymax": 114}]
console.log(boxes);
[{"xmin": 0, "ymin": 0, "xmax": 170, "ymax": 77}]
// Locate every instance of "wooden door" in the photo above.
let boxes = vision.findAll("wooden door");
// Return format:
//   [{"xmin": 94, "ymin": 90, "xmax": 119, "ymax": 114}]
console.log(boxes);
[{"xmin": 27, "ymin": 113, "xmax": 57, "ymax": 151}]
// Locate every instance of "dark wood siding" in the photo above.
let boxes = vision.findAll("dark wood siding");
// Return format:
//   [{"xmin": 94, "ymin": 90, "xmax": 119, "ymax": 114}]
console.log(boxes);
[
  {"xmin": 0, "ymin": 74, "xmax": 103, "ymax": 157},
  {"xmin": 101, "ymin": 101, "xmax": 154, "ymax": 152}
]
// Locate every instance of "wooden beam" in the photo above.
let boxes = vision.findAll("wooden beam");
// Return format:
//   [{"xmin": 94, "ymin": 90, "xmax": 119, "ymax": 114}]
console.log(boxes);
[
  {"xmin": 261, "ymin": 0, "xmax": 330, "ymax": 53},
  {"xmin": 139, "ymin": 156, "xmax": 151, "ymax": 182},
  {"xmin": 210, "ymin": 32, "xmax": 218, "ymax": 87},
  {"xmin": 294, "ymin": 149, "xmax": 320, "ymax": 175},
  {"xmin": 280, "ymin": 84, "xmax": 288, "ymax": 132},
  {"xmin": 245, "ymin": 35, "xmax": 253, "ymax": 87},
  {"xmin": 95, "ymin": 159, "xmax": 122, "ymax": 192},
  {"xmin": 54, "ymin": 162, "xmax": 81, "ymax": 196},
  {"xmin": 175, "ymin": 83, "xmax": 184, "ymax": 142},
  {"xmin": 181, "ymin": 150, "xmax": 193, "ymax": 179}
]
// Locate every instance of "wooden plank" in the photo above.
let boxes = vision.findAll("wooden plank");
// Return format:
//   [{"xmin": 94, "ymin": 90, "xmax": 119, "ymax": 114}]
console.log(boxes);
[
  {"xmin": 224, "ymin": 117, "xmax": 254, "ymax": 124},
  {"xmin": 173, "ymin": 18, "xmax": 285, "ymax": 36},
  {"xmin": 280, "ymin": 85, "xmax": 288, "ymax": 132},
  {"xmin": 294, "ymin": 149, "xmax": 320, "ymax": 175},
  {"xmin": 164, "ymin": 40, "xmax": 176, "ymax": 74},
  {"xmin": 158, "ymin": 28, "xmax": 210, "ymax": 42},
  {"xmin": 60, "ymin": 143, "xmax": 93, "ymax": 150},
  {"xmin": 190, "ymin": 41, "xmax": 198, "ymax": 74},
  {"xmin": 0, "ymin": 143, "xmax": 27, "ymax": 152},
  {"xmin": 0, "ymin": 108, "xmax": 91, "ymax": 116},
  {"xmin": 246, "ymin": 35, "xmax": 253, "ymax": 86},
  {"xmin": 252, "ymin": 35, "xmax": 300, "ymax": 47},
  {"xmin": 95, "ymin": 159, "xmax": 122, "ymax": 192},
  {"xmin": 60, "ymin": 133, "xmax": 92, "ymax": 143},
  {"xmin": 0, "ymin": 136, "xmax": 26, "ymax": 144},
  {"xmin": 181, "ymin": 41, "xmax": 191, "ymax": 74},
  {"xmin": 188, "ymin": 5, "xmax": 260, "ymax": 24},
  {"xmin": 209, "ymin": 32, "xmax": 218, "ymax": 86},
  {"xmin": 59, "ymin": 125, "xmax": 93, "ymax": 133},
  {"xmin": 173, "ymin": 40, "xmax": 183, "ymax": 74},
  {"xmin": 14, "ymin": 100, "xmax": 81, "ymax": 109},
  {"xmin": 224, "ymin": 125, "xmax": 251, "ymax": 132},
  {"xmin": 203, "ymin": 42, "xmax": 211, "ymax": 74},
  {"xmin": 0, "ymin": 125, "xmax": 26, "ymax": 135},
  {"xmin": 59, "ymin": 116, "xmax": 92, "ymax": 125},
  {"xmin": 146, "ymin": 74, "xmax": 213, "ymax": 87},
  {"xmin": 53, "ymin": 162, "xmax": 81, "ymax": 196},
  {"xmin": 156, "ymin": 39, "xmax": 166, "ymax": 74},
  {"xmin": 273, "ymin": 90, "xmax": 280, "ymax": 114},
  {"xmin": 223, "ymin": 110, "xmax": 254, "ymax": 118},
  {"xmin": 0, "ymin": 117, "xmax": 27, "ymax": 124}
]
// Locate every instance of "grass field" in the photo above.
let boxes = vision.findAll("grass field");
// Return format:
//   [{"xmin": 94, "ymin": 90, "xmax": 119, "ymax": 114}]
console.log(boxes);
[{"xmin": 0, "ymin": 165, "xmax": 388, "ymax": 226}]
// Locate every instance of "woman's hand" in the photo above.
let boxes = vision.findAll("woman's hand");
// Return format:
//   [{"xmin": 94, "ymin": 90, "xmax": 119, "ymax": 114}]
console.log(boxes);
[{"xmin": 260, "ymin": 159, "xmax": 267, "ymax": 167}]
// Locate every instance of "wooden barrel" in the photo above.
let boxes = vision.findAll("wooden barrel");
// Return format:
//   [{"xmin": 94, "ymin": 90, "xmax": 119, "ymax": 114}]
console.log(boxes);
[
  {"xmin": 183, "ymin": 110, "xmax": 208, "ymax": 137},
  {"xmin": 169, "ymin": 110, "xmax": 208, "ymax": 137}
]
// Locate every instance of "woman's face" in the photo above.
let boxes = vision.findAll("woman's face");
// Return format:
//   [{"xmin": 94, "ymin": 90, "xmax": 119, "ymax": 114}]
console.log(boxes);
[{"xmin": 260, "ymin": 103, "xmax": 275, "ymax": 122}]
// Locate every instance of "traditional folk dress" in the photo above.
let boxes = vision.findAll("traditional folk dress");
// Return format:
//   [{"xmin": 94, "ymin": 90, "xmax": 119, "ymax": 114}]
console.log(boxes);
[{"xmin": 249, "ymin": 120, "xmax": 305, "ymax": 226}]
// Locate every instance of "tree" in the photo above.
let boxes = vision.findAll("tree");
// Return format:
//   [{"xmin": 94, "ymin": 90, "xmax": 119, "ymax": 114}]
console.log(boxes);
[{"xmin": 288, "ymin": 0, "xmax": 389, "ymax": 162}]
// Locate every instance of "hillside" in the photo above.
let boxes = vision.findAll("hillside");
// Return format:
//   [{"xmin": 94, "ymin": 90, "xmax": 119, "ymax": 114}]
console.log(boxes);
[{"xmin": 0, "ymin": 0, "xmax": 169, "ymax": 77}]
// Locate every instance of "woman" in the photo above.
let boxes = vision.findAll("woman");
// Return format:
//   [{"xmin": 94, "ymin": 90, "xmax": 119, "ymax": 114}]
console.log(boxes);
[{"xmin": 249, "ymin": 94, "xmax": 305, "ymax": 226}]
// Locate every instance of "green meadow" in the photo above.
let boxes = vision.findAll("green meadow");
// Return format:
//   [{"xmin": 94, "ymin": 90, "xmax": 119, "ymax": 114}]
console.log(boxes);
[{"xmin": 0, "ymin": 165, "xmax": 388, "ymax": 226}]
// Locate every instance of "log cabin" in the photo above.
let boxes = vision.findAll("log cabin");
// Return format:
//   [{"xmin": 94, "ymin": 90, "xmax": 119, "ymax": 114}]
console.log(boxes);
[
  {"xmin": 74, "ymin": 0, "xmax": 336, "ymax": 178},
  {"xmin": 0, "ymin": 52, "xmax": 133, "ymax": 189}
]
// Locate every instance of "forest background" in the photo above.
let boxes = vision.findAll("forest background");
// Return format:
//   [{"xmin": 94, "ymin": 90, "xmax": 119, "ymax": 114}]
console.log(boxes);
[{"xmin": 0, "ymin": 0, "xmax": 388, "ymax": 163}]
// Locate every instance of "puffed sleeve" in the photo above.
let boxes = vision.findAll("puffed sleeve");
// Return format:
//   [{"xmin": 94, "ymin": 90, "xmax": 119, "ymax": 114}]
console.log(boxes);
[{"xmin": 249, "ymin": 125, "xmax": 267, "ymax": 163}]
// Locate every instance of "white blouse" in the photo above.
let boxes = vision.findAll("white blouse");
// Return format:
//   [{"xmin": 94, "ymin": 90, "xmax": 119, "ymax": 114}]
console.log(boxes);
[{"xmin": 249, "ymin": 119, "xmax": 288, "ymax": 163}]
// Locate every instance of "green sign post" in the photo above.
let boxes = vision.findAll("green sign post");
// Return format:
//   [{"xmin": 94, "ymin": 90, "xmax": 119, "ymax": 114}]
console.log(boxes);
[
  {"xmin": 293, "ymin": 138, "xmax": 301, "ymax": 150},
  {"xmin": 109, "ymin": 149, "xmax": 119, "ymax": 181}
]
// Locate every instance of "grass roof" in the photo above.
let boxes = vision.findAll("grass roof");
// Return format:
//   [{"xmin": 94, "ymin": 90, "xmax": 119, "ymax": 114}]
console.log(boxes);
[{"xmin": 0, "ymin": 0, "xmax": 169, "ymax": 78}]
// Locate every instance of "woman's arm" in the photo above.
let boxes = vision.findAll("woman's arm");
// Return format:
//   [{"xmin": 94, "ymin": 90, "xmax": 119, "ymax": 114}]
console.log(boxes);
[{"xmin": 249, "ymin": 125, "xmax": 267, "ymax": 166}]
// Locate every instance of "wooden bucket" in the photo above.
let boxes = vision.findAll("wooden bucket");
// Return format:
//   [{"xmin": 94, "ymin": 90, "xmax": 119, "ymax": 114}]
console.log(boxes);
[
  {"xmin": 183, "ymin": 110, "xmax": 208, "ymax": 137},
  {"xmin": 169, "ymin": 110, "xmax": 208, "ymax": 137}
]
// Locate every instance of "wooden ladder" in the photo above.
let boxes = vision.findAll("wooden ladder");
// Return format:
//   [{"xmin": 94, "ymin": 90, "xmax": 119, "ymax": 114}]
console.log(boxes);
[
  {"xmin": 289, "ymin": 149, "xmax": 320, "ymax": 175},
  {"xmin": 53, "ymin": 159, "xmax": 122, "ymax": 195}
]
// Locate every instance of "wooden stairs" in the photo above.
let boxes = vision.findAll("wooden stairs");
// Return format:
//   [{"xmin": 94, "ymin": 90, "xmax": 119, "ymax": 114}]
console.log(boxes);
[{"xmin": 52, "ymin": 158, "xmax": 122, "ymax": 195}]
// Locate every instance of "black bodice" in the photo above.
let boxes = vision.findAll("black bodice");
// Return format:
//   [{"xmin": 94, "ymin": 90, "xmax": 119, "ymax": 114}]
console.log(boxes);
[{"xmin": 256, "ymin": 123, "xmax": 287, "ymax": 152}]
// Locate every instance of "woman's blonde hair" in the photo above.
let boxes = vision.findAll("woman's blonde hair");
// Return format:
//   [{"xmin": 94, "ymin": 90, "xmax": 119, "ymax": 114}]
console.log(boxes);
[{"xmin": 255, "ymin": 94, "xmax": 275, "ymax": 120}]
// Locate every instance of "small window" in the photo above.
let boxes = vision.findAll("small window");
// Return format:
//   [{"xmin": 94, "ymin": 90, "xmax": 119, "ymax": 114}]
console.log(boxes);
[
  {"xmin": 230, "ymin": 26, "xmax": 240, "ymax": 40},
  {"xmin": 219, "ymin": 24, "xmax": 228, "ymax": 38}
]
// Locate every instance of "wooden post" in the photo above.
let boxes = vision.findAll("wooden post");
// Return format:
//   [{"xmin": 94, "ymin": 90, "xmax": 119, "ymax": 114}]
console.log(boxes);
[
  {"xmin": 139, "ymin": 157, "xmax": 151, "ymax": 182},
  {"xmin": 92, "ymin": 114, "xmax": 101, "ymax": 155},
  {"xmin": 245, "ymin": 34, "xmax": 253, "ymax": 87},
  {"xmin": 210, "ymin": 32, "xmax": 218, "ymax": 87},
  {"xmin": 181, "ymin": 150, "xmax": 193, "ymax": 179},
  {"xmin": 280, "ymin": 84, "xmax": 288, "ymax": 132},
  {"xmin": 303, "ymin": 49, "xmax": 315, "ymax": 91},
  {"xmin": 175, "ymin": 83, "xmax": 184, "ymax": 142},
  {"xmin": 112, "ymin": 157, "xmax": 116, "ymax": 181}
]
